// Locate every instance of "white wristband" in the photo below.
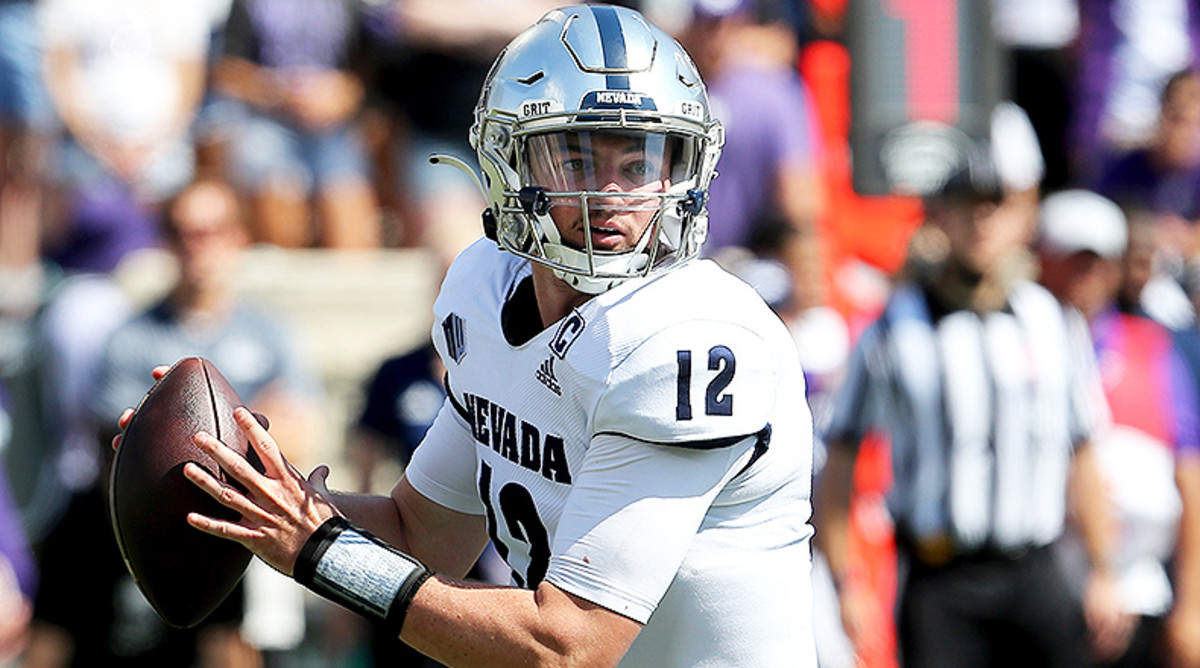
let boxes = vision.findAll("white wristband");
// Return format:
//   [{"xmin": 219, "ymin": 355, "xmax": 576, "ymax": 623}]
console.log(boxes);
[{"xmin": 294, "ymin": 517, "xmax": 431, "ymax": 633}]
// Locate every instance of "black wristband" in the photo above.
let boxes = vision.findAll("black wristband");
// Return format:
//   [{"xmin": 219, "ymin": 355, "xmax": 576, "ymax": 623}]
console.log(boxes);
[{"xmin": 294, "ymin": 516, "xmax": 432, "ymax": 635}]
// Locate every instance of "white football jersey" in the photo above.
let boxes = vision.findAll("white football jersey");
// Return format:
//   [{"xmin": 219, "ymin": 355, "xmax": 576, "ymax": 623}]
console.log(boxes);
[{"xmin": 406, "ymin": 239, "xmax": 816, "ymax": 667}]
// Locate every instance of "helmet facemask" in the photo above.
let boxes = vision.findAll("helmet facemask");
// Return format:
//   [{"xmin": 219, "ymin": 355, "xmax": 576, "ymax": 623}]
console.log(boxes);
[{"xmin": 482, "ymin": 119, "xmax": 716, "ymax": 293}]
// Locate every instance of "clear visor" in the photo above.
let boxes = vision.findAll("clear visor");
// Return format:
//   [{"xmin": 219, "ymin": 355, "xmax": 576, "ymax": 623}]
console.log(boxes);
[{"xmin": 522, "ymin": 131, "xmax": 696, "ymax": 198}]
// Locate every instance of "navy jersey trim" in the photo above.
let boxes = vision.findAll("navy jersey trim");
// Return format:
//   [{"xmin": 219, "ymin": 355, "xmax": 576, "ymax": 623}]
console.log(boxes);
[
  {"xmin": 595, "ymin": 424, "xmax": 771, "ymax": 452},
  {"xmin": 736, "ymin": 424, "xmax": 771, "ymax": 477},
  {"xmin": 444, "ymin": 376, "xmax": 471, "ymax": 423}
]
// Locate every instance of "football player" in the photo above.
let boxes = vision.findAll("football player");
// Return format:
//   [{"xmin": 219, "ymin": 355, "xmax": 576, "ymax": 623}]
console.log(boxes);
[{"xmin": 123, "ymin": 5, "xmax": 816, "ymax": 666}]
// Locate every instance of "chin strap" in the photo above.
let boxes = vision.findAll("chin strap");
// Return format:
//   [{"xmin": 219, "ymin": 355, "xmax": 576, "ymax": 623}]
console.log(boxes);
[{"xmin": 679, "ymin": 188, "xmax": 706, "ymax": 218}]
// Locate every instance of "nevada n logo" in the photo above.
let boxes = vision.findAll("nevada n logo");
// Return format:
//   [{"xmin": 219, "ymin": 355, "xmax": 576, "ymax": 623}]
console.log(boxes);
[
  {"xmin": 536, "ymin": 357, "xmax": 562, "ymax": 396},
  {"xmin": 442, "ymin": 313, "xmax": 466, "ymax": 363}
]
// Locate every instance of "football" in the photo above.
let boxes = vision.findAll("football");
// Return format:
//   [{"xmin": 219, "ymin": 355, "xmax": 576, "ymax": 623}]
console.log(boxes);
[{"xmin": 108, "ymin": 356, "xmax": 263, "ymax": 628}]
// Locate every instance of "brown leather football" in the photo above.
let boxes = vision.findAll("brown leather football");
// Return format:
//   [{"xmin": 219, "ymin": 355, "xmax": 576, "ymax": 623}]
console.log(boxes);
[{"xmin": 108, "ymin": 357, "xmax": 263, "ymax": 628}]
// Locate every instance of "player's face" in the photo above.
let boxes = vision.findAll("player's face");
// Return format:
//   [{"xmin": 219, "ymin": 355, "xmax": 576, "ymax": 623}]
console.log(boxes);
[{"xmin": 525, "ymin": 131, "xmax": 674, "ymax": 252}]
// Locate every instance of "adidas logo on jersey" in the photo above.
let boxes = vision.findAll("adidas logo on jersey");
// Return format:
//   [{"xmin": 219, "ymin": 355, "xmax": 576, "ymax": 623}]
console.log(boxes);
[{"xmin": 536, "ymin": 357, "xmax": 562, "ymax": 396}]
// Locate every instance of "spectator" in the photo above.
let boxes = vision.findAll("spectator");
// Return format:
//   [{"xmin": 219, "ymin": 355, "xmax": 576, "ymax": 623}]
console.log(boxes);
[
  {"xmin": 1074, "ymin": 0, "xmax": 1200, "ymax": 181},
  {"xmin": 91, "ymin": 177, "xmax": 325, "ymax": 663},
  {"xmin": 1095, "ymin": 68, "xmax": 1200, "ymax": 222},
  {"xmin": 814, "ymin": 143, "xmax": 1123, "ymax": 668},
  {"xmin": 1038, "ymin": 190, "xmax": 1200, "ymax": 668},
  {"xmin": 33, "ymin": 257, "xmax": 134, "ymax": 532},
  {"xmin": 214, "ymin": 0, "xmax": 380, "ymax": 249},
  {"xmin": 25, "ymin": 178, "xmax": 321, "ymax": 667},
  {"xmin": 90, "ymin": 177, "xmax": 323, "ymax": 457},
  {"xmin": 1035, "ymin": 190, "xmax": 1130, "ymax": 326},
  {"xmin": 351, "ymin": 342, "xmax": 446, "ymax": 495},
  {"xmin": 1094, "ymin": 68, "xmax": 1200, "ymax": 331},
  {"xmin": 362, "ymin": 0, "xmax": 557, "ymax": 262},
  {"xmin": 0, "ymin": 384, "xmax": 36, "ymax": 667},
  {"xmin": 1169, "ymin": 226, "xmax": 1200, "ymax": 668},
  {"xmin": 33, "ymin": 173, "xmax": 148, "ymax": 540},
  {"xmin": 0, "ymin": 0, "xmax": 53, "ymax": 326},
  {"xmin": 681, "ymin": 0, "xmax": 826, "ymax": 318},
  {"xmin": 40, "ymin": 0, "xmax": 209, "ymax": 241}
]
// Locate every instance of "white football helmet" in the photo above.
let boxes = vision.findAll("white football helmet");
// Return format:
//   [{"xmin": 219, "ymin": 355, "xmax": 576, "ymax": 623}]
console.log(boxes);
[{"xmin": 469, "ymin": 4, "xmax": 724, "ymax": 294}]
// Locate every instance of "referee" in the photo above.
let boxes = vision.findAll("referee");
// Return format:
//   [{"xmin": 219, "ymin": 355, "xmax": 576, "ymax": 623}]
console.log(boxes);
[{"xmin": 814, "ymin": 142, "xmax": 1123, "ymax": 668}]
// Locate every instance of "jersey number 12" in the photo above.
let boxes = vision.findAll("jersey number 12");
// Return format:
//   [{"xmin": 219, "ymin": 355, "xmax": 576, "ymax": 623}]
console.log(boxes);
[{"xmin": 676, "ymin": 345, "xmax": 735, "ymax": 420}]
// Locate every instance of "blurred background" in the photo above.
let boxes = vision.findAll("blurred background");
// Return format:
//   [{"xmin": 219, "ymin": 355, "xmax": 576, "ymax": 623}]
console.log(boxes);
[{"xmin": 0, "ymin": 0, "xmax": 1196, "ymax": 666}]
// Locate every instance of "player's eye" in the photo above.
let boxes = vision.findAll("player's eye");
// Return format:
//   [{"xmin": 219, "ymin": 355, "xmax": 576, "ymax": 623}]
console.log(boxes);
[
  {"xmin": 562, "ymin": 158, "xmax": 588, "ymax": 172},
  {"xmin": 623, "ymin": 160, "xmax": 654, "ymax": 179}
]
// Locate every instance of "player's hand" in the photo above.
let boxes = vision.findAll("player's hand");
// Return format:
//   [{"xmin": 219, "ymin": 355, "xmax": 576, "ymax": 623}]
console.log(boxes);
[{"xmin": 182, "ymin": 407, "xmax": 339, "ymax": 577}]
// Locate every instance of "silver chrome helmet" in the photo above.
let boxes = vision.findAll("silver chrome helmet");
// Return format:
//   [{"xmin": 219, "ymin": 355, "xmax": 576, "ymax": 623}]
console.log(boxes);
[{"xmin": 470, "ymin": 4, "xmax": 724, "ymax": 294}]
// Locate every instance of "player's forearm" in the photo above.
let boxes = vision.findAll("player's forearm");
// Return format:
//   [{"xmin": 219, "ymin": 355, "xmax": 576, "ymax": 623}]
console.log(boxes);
[
  {"xmin": 332, "ymin": 477, "xmax": 487, "ymax": 579},
  {"xmin": 292, "ymin": 516, "xmax": 637, "ymax": 668},
  {"xmin": 402, "ymin": 579, "xmax": 638, "ymax": 668},
  {"xmin": 329, "ymin": 491, "xmax": 408, "ymax": 549}
]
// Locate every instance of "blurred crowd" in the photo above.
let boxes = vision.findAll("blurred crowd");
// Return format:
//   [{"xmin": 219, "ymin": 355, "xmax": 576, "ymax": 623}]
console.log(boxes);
[{"xmin": 2, "ymin": 0, "xmax": 1200, "ymax": 666}]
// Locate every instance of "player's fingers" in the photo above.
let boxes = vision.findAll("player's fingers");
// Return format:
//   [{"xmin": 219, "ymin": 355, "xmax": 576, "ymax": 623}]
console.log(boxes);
[
  {"xmin": 233, "ymin": 406, "xmax": 289, "ymax": 479},
  {"xmin": 112, "ymin": 433, "xmax": 123, "ymax": 452},
  {"xmin": 182, "ymin": 461, "xmax": 269, "ymax": 522},
  {"xmin": 186, "ymin": 511, "xmax": 261, "ymax": 545},
  {"xmin": 117, "ymin": 407, "xmax": 135, "ymax": 431},
  {"xmin": 151, "ymin": 365, "xmax": 171, "ymax": 381},
  {"xmin": 193, "ymin": 430, "xmax": 270, "ymax": 492}
]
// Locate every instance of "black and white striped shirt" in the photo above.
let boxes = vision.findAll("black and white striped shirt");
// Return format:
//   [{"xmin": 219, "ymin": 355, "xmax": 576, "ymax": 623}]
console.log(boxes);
[{"xmin": 823, "ymin": 280, "xmax": 1105, "ymax": 553}]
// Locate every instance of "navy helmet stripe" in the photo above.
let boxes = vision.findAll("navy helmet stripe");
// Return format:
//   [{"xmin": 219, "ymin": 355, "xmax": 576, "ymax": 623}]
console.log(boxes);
[{"xmin": 591, "ymin": 5, "xmax": 630, "ymax": 90}]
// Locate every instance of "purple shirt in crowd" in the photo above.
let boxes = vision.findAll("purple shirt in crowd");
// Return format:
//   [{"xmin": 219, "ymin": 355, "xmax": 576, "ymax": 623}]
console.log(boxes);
[
  {"xmin": 703, "ymin": 60, "xmax": 819, "ymax": 253},
  {"xmin": 1073, "ymin": 0, "xmax": 1200, "ymax": 175},
  {"xmin": 1092, "ymin": 306, "xmax": 1200, "ymax": 456},
  {"xmin": 0, "ymin": 382, "xmax": 36, "ymax": 600},
  {"xmin": 1095, "ymin": 147, "xmax": 1200, "ymax": 218},
  {"xmin": 224, "ymin": 0, "xmax": 365, "ymax": 71}
]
